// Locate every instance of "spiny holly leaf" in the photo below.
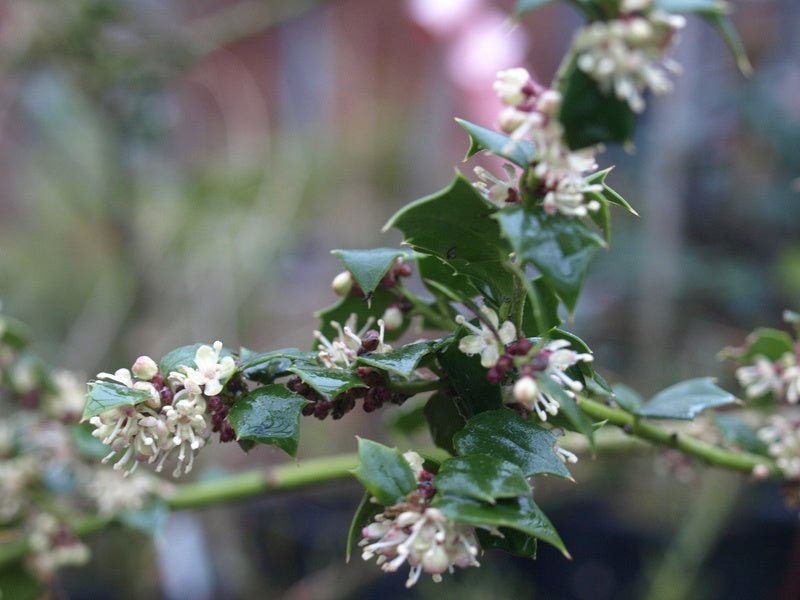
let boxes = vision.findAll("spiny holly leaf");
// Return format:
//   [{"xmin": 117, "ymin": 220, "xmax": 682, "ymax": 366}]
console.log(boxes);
[
  {"xmin": 227, "ymin": 385, "xmax": 308, "ymax": 456},
  {"xmin": 82, "ymin": 380, "xmax": 153, "ymax": 421},
  {"xmin": 435, "ymin": 455, "xmax": 530, "ymax": 504},
  {"xmin": 332, "ymin": 248, "xmax": 409, "ymax": 299},
  {"xmin": 356, "ymin": 341, "xmax": 437, "ymax": 379},
  {"xmin": 636, "ymin": 378, "xmax": 738, "ymax": 420},
  {"xmin": 239, "ymin": 348, "xmax": 315, "ymax": 383},
  {"xmin": 521, "ymin": 276, "xmax": 563, "ymax": 336},
  {"xmin": 287, "ymin": 364, "xmax": 366, "ymax": 399},
  {"xmin": 612, "ymin": 383, "xmax": 644, "ymax": 413},
  {"xmin": 585, "ymin": 168, "xmax": 638, "ymax": 216},
  {"xmin": 384, "ymin": 173, "xmax": 513, "ymax": 298},
  {"xmin": 453, "ymin": 409, "xmax": 572, "ymax": 479},
  {"xmin": 424, "ymin": 392, "xmax": 467, "ymax": 454},
  {"xmin": 456, "ymin": 118, "xmax": 535, "ymax": 168},
  {"xmin": 351, "ymin": 438, "xmax": 417, "ymax": 506},
  {"xmin": 159, "ymin": 343, "xmax": 234, "ymax": 378},
  {"xmin": 559, "ymin": 58, "xmax": 636, "ymax": 150},
  {"xmin": 315, "ymin": 287, "xmax": 408, "ymax": 343},
  {"xmin": 496, "ymin": 206, "xmax": 604, "ymax": 313},
  {"xmin": 514, "ymin": 0, "xmax": 557, "ymax": 18},
  {"xmin": 346, "ymin": 491, "xmax": 382, "ymax": 563},
  {"xmin": 437, "ymin": 336, "xmax": 503, "ymax": 417},
  {"xmin": 536, "ymin": 374, "xmax": 595, "ymax": 445},
  {"xmin": 713, "ymin": 414, "xmax": 769, "ymax": 455},
  {"xmin": 435, "ymin": 495, "xmax": 569, "ymax": 557}
]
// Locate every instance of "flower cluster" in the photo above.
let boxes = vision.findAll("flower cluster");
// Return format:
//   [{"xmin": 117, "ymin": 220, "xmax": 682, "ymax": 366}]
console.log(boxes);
[
  {"xmin": 736, "ymin": 352, "xmax": 800, "ymax": 404},
  {"xmin": 314, "ymin": 314, "xmax": 391, "ymax": 370},
  {"xmin": 89, "ymin": 342, "xmax": 234, "ymax": 478},
  {"xmin": 573, "ymin": 0, "xmax": 686, "ymax": 113},
  {"xmin": 490, "ymin": 68, "xmax": 603, "ymax": 217},
  {"xmin": 757, "ymin": 415, "xmax": 800, "ymax": 479},
  {"xmin": 360, "ymin": 453, "xmax": 481, "ymax": 587},
  {"xmin": 509, "ymin": 339, "xmax": 594, "ymax": 422},
  {"xmin": 27, "ymin": 513, "xmax": 90, "ymax": 579}
]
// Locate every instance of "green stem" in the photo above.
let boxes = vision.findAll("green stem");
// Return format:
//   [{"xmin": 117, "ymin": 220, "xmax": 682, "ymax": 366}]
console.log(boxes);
[
  {"xmin": 578, "ymin": 398, "xmax": 780, "ymax": 476},
  {"xmin": 0, "ymin": 453, "xmax": 359, "ymax": 569},
  {"xmin": 387, "ymin": 379, "xmax": 442, "ymax": 396}
]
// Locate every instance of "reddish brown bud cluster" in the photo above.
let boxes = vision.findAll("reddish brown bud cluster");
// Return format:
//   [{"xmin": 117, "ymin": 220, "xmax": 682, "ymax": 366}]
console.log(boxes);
[
  {"xmin": 486, "ymin": 338, "xmax": 548, "ymax": 385},
  {"xmin": 293, "ymin": 367, "xmax": 408, "ymax": 421},
  {"xmin": 207, "ymin": 395, "xmax": 236, "ymax": 443}
]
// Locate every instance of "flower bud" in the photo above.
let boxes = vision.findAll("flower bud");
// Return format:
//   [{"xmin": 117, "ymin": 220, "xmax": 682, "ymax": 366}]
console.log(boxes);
[
  {"xmin": 382, "ymin": 306, "xmax": 404, "ymax": 331},
  {"xmin": 513, "ymin": 376, "xmax": 538, "ymax": 404},
  {"xmin": 494, "ymin": 68, "xmax": 532, "ymax": 107},
  {"xmin": 132, "ymin": 356, "xmax": 158, "ymax": 381},
  {"xmin": 331, "ymin": 271, "xmax": 354, "ymax": 296},
  {"xmin": 422, "ymin": 545, "xmax": 451, "ymax": 574}
]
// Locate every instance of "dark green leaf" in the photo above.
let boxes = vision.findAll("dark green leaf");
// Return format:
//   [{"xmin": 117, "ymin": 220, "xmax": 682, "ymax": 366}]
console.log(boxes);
[
  {"xmin": 0, "ymin": 567, "xmax": 43, "ymax": 600},
  {"xmin": 332, "ymin": 248, "xmax": 409, "ymax": 299},
  {"xmin": 478, "ymin": 527, "xmax": 538, "ymax": 558},
  {"xmin": 159, "ymin": 343, "xmax": 234, "ymax": 378},
  {"xmin": 637, "ymin": 378, "xmax": 738, "ymax": 420},
  {"xmin": 522, "ymin": 276, "xmax": 563, "ymax": 336},
  {"xmin": 496, "ymin": 206, "xmax": 604, "ymax": 313},
  {"xmin": 536, "ymin": 374, "xmax": 595, "ymax": 445},
  {"xmin": 436, "ymin": 455, "xmax": 530, "ymax": 504},
  {"xmin": 424, "ymin": 392, "xmax": 467, "ymax": 454},
  {"xmin": 357, "ymin": 341, "xmax": 436, "ymax": 379},
  {"xmin": 437, "ymin": 336, "xmax": 503, "ymax": 417},
  {"xmin": 585, "ymin": 168, "xmax": 638, "ymax": 216},
  {"xmin": 714, "ymin": 413, "xmax": 769, "ymax": 455},
  {"xmin": 287, "ymin": 364, "xmax": 367, "ymax": 398},
  {"xmin": 588, "ymin": 185, "xmax": 612, "ymax": 243},
  {"xmin": 82, "ymin": 380, "xmax": 153, "ymax": 421},
  {"xmin": 227, "ymin": 384, "xmax": 308, "ymax": 456},
  {"xmin": 514, "ymin": 0, "xmax": 557, "ymax": 18},
  {"xmin": 435, "ymin": 495, "xmax": 569, "ymax": 557},
  {"xmin": 239, "ymin": 348, "xmax": 314, "ymax": 383},
  {"xmin": 454, "ymin": 409, "xmax": 572, "ymax": 479},
  {"xmin": 0, "ymin": 314, "xmax": 29, "ymax": 350},
  {"xmin": 384, "ymin": 173, "xmax": 513, "ymax": 298},
  {"xmin": 351, "ymin": 438, "xmax": 417, "ymax": 506},
  {"xmin": 456, "ymin": 118, "xmax": 535, "ymax": 168},
  {"xmin": 346, "ymin": 491, "xmax": 382, "ymax": 563},
  {"xmin": 559, "ymin": 59, "xmax": 636, "ymax": 149},
  {"xmin": 612, "ymin": 383, "xmax": 644, "ymax": 413}
]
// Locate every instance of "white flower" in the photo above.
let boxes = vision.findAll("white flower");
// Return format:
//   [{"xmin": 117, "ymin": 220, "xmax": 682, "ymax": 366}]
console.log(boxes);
[
  {"xmin": 779, "ymin": 354, "xmax": 800, "ymax": 404},
  {"xmin": 0, "ymin": 455, "xmax": 38, "ymax": 522},
  {"xmin": 382, "ymin": 306, "xmax": 404, "ymax": 331},
  {"xmin": 403, "ymin": 451, "xmax": 425, "ymax": 478},
  {"xmin": 160, "ymin": 390, "xmax": 210, "ymax": 477},
  {"xmin": 169, "ymin": 341, "xmax": 236, "ymax": 397},
  {"xmin": 493, "ymin": 67, "xmax": 533, "ymax": 107},
  {"xmin": 27, "ymin": 513, "xmax": 90, "ymax": 577},
  {"xmin": 455, "ymin": 306, "xmax": 516, "ymax": 368},
  {"xmin": 44, "ymin": 369, "xmax": 88, "ymax": 421},
  {"xmin": 621, "ymin": 0, "xmax": 653, "ymax": 12},
  {"xmin": 85, "ymin": 469, "xmax": 172, "ymax": 517},
  {"xmin": 736, "ymin": 356, "xmax": 784, "ymax": 400},
  {"xmin": 543, "ymin": 176, "xmax": 603, "ymax": 217},
  {"xmin": 331, "ymin": 270, "xmax": 354, "ymax": 296},
  {"xmin": 131, "ymin": 355, "xmax": 159, "ymax": 381},
  {"xmin": 473, "ymin": 164, "xmax": 519, "ymax": 207},
  {"xmin": 314, "ymin": 315, "xmax": 391, "ymax": 369},
  {"xmin": 360, "ymin": 505, "xmax": 481, "ymax": 587},
  {"xmin": 510, "ymin": 340, "xmax": 593, "ymax": 421},
  {"xmin": 573, "ymin": 11, "xmax": 685, "ymax": 113},
  {"xmin": 758, "ymin": 415, "xmax": 800, "ymax": 479}
]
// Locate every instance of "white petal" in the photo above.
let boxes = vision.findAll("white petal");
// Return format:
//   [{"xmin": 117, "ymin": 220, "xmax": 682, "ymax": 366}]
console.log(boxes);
[{"xmin": 459, "ymin": 335, "xmax": 486, "ymax": 356}]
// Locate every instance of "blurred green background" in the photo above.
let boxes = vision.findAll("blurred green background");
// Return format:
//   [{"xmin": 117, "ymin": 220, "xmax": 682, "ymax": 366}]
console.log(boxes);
[{"xmin": 1, "ymin": 0, "xmax": 799, "ymax": 598}]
